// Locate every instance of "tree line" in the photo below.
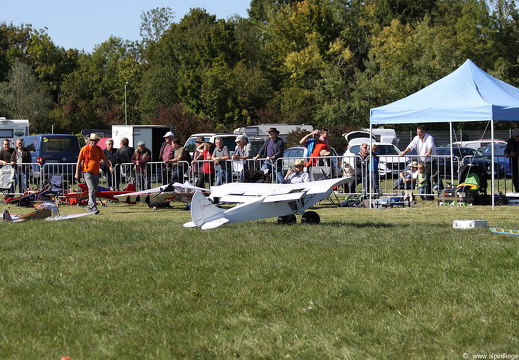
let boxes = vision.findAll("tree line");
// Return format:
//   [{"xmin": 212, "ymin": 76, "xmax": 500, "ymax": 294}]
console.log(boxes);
[{"xmin": 1, "ymin": 0, "xmax": 518, "ymax": 148}]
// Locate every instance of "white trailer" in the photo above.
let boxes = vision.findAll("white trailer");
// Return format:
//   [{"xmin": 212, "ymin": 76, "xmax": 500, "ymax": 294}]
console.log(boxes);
[
  {"xmin": 233, "ymin": 123, "xmax": 313, "ymax": 141},
  {"xmin": 0, "ymin": 118, "xmax": 29, "ymax": 145},
  {"xmin": 112, "ymin": 125, "xmax": 172, "ymax": 162}
]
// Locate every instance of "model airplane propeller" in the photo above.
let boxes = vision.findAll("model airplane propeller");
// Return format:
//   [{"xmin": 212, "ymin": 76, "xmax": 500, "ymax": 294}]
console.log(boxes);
[{"xmin": 184, "ymin": 177, "xmax": 353, "ymax": 230}]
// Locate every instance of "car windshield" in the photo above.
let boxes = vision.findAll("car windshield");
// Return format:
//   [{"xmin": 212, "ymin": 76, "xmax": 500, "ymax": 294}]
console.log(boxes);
[
  {"xmin": 348, "ymin": 144, "xmax": 398, "ymax": 155},
  {"xmin": 376, "ymin": 145, "xmax": 399, "ymax": 155},
  {"xmin": 437, "ymin": 147, "xmax": 484, "ymax": 158},
  {"xmin": 481, "ymin": 144, "xmax": 505, "ymax": 156}
]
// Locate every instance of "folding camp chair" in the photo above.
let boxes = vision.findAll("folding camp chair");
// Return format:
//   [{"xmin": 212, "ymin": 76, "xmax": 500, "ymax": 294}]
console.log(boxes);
[
  {"xmin": 456, "ymin": 164, "xmax": 488, "ymax": 205},
  {"xmin": 309, "ymin": 165, "xmax": 339, "ymax": 205},
  {"xmin": 0, "ymin": 165, "xmax": 15, "ymax": 202},
  {"xmin": 48, "ymin": 174, "xmax": 63, "ymax": 196},
  {"xmin": 309, "ymin": 165, "xmax": 332, "ymax": 181}
]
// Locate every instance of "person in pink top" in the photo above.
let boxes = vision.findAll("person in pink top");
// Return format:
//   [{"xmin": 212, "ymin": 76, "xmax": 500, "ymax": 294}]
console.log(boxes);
[{"xmin": 194, "ymin": 142, "xmax": 215, "ymax": 188}]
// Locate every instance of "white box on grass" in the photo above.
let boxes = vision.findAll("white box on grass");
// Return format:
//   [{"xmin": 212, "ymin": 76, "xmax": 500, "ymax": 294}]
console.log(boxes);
[{"xmin": 453, "ymin": 220, "xmax": 488, "ymax": 229}]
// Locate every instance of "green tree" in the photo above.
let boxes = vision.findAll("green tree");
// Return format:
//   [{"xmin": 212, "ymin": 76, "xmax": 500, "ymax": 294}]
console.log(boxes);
[
  {"xmin": 57, "ymin": 37, "xmax": 142, "ymax": 132},
  {"xmin": 0, "ymin": 60, "xmax": 52, "ymax": 132},
  {"xmin": 0, "ymin": 22, "xmax": 33, "ymax": 81}
]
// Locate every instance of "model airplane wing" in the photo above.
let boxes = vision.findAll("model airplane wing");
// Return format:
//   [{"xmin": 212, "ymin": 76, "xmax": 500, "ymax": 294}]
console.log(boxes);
[
  {"xmin": 114, "ymin": 181, "xmax": 208, "ymax": 204},
  {"xmin": 44, "ymin": 212, "xmax": 96, "ymax": 221},
  {"xmin": 3, "ymin": 202, "xmax": 95, "ymax": 222},
  {"xmin": 185, "ymin": 177, "xmax": 354, "ymax": 229}
]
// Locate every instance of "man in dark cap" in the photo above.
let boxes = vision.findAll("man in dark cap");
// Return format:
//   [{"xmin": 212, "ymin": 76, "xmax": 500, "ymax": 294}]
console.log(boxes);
[{"xmin": 253, "ymin": 127, "xmax": 285, "ymax": 183}]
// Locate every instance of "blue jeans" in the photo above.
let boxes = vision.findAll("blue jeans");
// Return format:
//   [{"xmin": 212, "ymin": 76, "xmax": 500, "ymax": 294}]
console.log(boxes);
[
  {"xmin": 261, "ymin": 160, "xmax": 284, "ymax": 184},
  {"xmin": 215, "ymin": 165, "xmax": 231, "ymax": 185},
  {"xmin": 84, "ymin": 172, "xmax": 100, "ymax": 212},
  {"xmin": 136, "ymin": 173, "xmax": 150, "ymax": 190},
  {"xmin": 419, "ymin": 186, "xmax": 427, "ymax": 200},
  {"xmin": 14, "ymin": 172, "xmax": 27, "ymax": 193}
]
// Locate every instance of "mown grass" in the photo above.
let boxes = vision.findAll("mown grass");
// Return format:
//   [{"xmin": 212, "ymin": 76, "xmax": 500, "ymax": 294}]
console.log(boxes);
[{"xmin": 0, "ymin": 200, "xmax": 518, "ymax": 359}]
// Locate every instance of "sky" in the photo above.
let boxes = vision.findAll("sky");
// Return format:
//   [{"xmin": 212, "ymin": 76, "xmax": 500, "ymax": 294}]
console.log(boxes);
[{"xmin": 1, "ymin": 0, "xmax": 251, "ymax": 53}]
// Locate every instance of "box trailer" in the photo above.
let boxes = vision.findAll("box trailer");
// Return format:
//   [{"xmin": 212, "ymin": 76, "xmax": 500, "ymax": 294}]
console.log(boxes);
[
  {"xmin": 112, "ymin": 125, "xmax": 172, "ymax": 162},
  {"xmin": 0, "ymin": 117, "xmax": 29, "ymax": 145}
]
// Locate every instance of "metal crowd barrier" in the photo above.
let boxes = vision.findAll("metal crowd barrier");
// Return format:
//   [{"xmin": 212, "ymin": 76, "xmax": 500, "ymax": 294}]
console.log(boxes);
[{"xmin": 15, "ymin": 154, "xmax": 513, "ymax": 199}]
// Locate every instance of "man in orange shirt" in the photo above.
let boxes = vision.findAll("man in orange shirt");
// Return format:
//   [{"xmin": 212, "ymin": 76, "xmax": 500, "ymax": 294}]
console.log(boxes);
[{"xmin": 75, "ymin": 133, "xmax": 113, "ymax": 214}]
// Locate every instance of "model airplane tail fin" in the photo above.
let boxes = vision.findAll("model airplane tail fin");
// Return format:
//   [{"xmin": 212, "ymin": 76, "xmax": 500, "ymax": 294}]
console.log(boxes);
[
  {"xmin": 123, "ymin": 183, "xmax": 136, "ymax": 192},
  {"xmin": 3, "ymin": 209, "xmax": 12, "ymax": 221},
  {"xmin": 186, "ymin": 191, "xmax": 226, "ymax": 228}
]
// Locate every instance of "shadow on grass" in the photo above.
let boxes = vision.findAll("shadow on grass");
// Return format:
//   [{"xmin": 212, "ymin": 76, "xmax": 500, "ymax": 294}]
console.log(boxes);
[
  {"xmin": 266, "ymin": 220, "xmax": 395, "ymax": 228},
  {"xmin": 328, "ymin": 221, "xmax": 394, "ymax": 228}
]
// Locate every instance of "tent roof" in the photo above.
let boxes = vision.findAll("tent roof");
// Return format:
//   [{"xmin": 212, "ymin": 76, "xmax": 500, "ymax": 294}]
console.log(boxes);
[{"xmin": 370, "ymin": 59, "xmax": 519, "ymax": 124}]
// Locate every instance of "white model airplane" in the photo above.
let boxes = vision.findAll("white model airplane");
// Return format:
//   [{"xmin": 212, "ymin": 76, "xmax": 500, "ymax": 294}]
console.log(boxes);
[
  {"xmin": 3, "ymin": 202, "xmax": 95, "ymax": 222},
  {"xmin": 114, "ymin": 181, "xmax": 209, "ymax": 208},
  {"xmin": 184, "ymin": 177, "xmax": 353, "ymax": 230}
]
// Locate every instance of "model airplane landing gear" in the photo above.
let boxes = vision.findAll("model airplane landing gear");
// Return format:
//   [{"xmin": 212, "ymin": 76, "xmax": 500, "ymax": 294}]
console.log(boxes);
[
  {"xmin": 278, "ymin": 214, "xmax": 297, "ymax": 224},
  {"xmin": 301, "ymin": 211, "xmax": 320, "ymax": 224}
]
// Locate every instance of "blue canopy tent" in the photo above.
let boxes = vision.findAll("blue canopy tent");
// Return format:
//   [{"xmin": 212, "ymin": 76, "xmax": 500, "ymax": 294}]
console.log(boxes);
[{"xmin": 370, "ymin": 59, "xmax": 519, "ymax": 208}]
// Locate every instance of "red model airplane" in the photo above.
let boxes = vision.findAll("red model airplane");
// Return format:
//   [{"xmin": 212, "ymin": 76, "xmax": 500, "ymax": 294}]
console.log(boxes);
[{"xmin": 63, "ymin": 183, "xmax": 138, "ymax": 205}]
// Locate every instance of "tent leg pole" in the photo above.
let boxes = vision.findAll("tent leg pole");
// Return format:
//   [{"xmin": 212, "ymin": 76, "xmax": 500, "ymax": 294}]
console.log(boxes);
[{"xmin": 491, "ymin": 120, "xmax": 495, "ymax": 210}]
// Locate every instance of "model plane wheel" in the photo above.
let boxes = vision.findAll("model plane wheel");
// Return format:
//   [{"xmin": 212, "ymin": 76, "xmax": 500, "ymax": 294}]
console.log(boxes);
[
  {"xmin": 278, "ymin": 214, "xmax": 296, "ymax": 224},
  {"xmin": 301, "ymin": 211, "xmax": 320, "ymax": 224}
]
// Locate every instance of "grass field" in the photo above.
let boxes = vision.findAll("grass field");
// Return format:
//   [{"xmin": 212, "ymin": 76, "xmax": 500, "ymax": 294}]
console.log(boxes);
[{"xmin": 1, "ymin": 199, "xmax": 518, "ymax": 359}]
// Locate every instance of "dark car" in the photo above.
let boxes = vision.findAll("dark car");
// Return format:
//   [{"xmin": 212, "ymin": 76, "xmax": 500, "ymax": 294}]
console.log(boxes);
[
  {"xmin": 435, "ymin": 146, "xmax": 505, "ymax": 179},
  {"xmin": 21, "ymin": 134, "xmax": 80, "ymax": 181},
  {"xmin": 282, "ymin": 146, "xmax": 342, "ymax": 178},
  {"xmin": 480, "ymin": 143, "xmax": 512, "ymax": 178}
]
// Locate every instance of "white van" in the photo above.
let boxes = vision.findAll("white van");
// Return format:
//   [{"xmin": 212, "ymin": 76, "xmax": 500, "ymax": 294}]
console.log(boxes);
[
  {"xmin": 0, "ymin": 118, "xmax": 29, "ymax": 145},
  {"xmin": 184, "ymin": 133, "xmax": 238, "ymax": 156}
]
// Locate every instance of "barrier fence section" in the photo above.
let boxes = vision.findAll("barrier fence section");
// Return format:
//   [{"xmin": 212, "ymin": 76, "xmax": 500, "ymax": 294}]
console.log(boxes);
[{"xmin": 15, "ymin": 154, "xmax": 513, "ymax": 200}]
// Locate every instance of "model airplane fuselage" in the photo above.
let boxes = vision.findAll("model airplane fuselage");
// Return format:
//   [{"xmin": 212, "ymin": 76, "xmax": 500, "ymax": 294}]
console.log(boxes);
[
  {"xmin": 184, "ymin": 177, "xmax": 353, "ymax": 230},
  {"xmin": 114, "ymin": 181, "xmax": 208, "ymax": 206},
  {"xmin": 64, "ymin": 183, "xmax": 137, "ymax": 203},
  {"xmin": 2, "ymin": 202, "xmax": 95, "ymax": 222}
]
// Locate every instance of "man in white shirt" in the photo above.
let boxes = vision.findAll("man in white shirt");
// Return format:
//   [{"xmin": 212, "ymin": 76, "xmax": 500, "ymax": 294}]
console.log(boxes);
[
  {"xmin": 284, "ymin": 159, "xmax": 310, "ymax": 184},
  {"xmin": 399, "ymin": 125, "xmax": 436, "ymax": 200}
]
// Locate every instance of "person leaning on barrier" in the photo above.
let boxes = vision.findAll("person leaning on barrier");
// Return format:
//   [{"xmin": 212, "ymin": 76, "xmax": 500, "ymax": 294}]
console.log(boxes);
[
  {"xmin": 253, "ymin": 127, "xmax": 285, "ymax": 183},
  {"xmin": 132, "ymin": 141, "xmax": 152, "ymax": 190},
  {"xmin": 232, "ymin": 135, "xmax": 250, "ymax": 182},
  {"xmin": 168, "ymin": 138, "xmax": 190, "ymax": 183},
  {"xmin": 160, "ymin": 131, "xmax": 175, "ymax": 184},
  {"xmin": 10, "ymin": 139, "xmax": 31, "ymax": 193},
  {"xmin": 212, "ymin": 136, "xmax": 230, "ymax": 185},
  {"xmin": 116, "ymin": 137, "xmax": 135, "ymax": 184},
  {"xmin": 102, "ymin": 138, "xmax": 119, "ymax": 190},
  {"xmin": 194, "ymin": 142, "xmax": 215, "ymax": 188},
  {"xmin": 355, "ymin": 143, "xmax": 370, "ymax": 193},
  {"xmin": 0, "ymin": 139, "xmax": 14, "ymax": 167},
  {"xmin": 399, "ymin": 124, "xmax": 436, "ymax": 200}
]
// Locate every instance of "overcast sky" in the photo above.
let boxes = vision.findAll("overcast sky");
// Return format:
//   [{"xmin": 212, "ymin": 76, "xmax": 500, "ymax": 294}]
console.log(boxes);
[{"xmin": 2, "ymin": 0, "xmax": 250, "ymax": 52}]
